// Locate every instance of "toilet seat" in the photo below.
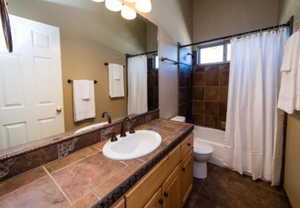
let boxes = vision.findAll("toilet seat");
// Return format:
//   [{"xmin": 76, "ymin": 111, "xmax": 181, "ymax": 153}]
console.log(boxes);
[{"xmin": 194, "ymin": 143, "xmax": 213, "ymax": 154}]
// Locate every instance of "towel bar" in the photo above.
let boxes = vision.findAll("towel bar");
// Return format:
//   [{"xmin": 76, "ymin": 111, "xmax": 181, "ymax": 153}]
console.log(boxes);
[{"xmin": 67, "ymin": 79, "xmax": 98, "ymax": 84}]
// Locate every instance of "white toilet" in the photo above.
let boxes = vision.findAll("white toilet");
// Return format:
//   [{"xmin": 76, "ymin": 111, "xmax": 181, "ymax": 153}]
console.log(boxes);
[
  {"xmin": 193, "ymin": 142, "xmax": 213, "ymax": 179},
  {"xmin": 170, "ymin": 116, "xmax": 214, "ymax": 179}
]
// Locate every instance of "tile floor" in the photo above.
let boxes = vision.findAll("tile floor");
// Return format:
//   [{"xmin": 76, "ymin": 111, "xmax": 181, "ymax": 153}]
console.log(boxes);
[{"xmin": 184, "ymin": 164, "xmax": 291, "ymax": 208}]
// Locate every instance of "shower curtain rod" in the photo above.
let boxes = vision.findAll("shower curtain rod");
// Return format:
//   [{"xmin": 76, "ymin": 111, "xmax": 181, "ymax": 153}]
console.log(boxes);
[
  {"xmin": 179, "ymin": 18, "xmax": 294, "ymax": 48},
  {"xmin": 126, "ymin": 50, "xmax": 158, "ymax": 58}
]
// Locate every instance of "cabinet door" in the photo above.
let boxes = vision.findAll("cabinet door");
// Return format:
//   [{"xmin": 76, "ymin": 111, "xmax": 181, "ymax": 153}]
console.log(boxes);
[
  {"xmin": 181, "ymin": 153, "xmax": 193, "ymax": 205},
  {"xmin": 112, "ymin": 198, "xmax": 125, "ymax": 208},
  {"xmin": 162, "ymin": 166, "xmax": 182, "ymax": 208},
  {"xmin": 144, "ymin": 188, "xmax": 163, "ymax": 208}
]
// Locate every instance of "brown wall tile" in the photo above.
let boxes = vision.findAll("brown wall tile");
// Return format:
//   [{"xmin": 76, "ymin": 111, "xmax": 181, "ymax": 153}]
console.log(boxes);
[
  {"xmin": 192, "ymin": 101, "xmax": 204, "ymax": 114},
  {"xmin": 204, "ymin": 87, "xmax": 220, "ymax": 101},
  {"xmin": 192, "ymin": 63, "xmax": 229, "ymax": 130}
]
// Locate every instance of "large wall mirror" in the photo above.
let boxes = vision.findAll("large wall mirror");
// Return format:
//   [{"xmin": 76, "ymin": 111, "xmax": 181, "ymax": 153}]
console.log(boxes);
[{"xmin": 0, "ymin": 0, "xmax": 158, "ymax": 151}]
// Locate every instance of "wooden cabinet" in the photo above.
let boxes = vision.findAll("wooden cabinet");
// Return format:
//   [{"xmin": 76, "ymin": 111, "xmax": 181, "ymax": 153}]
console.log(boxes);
[
  {"xmin": 181, "ymin": 134, "xmax": 193, "ymax": 157},
  {"xmin": 144, "ymin": 188, "xmax": 163, "ymax": 208},
  {"xmin": 162, "ymin": 166, "xmax": 182, "ymax": 208},
  {"xmin": 112, "ymin": 198, "xmax": 125, "ymax": 208},
  {"xmin": 125, "ymin": 134, "xmax": 193, "ymax": 208},
  {"xmin": 126, "ymin": 145, "xmax": 181, "ymax": 208},
  {"xmin": 181, "ymin": 152, "xmax": 193, "ymax": 205}
]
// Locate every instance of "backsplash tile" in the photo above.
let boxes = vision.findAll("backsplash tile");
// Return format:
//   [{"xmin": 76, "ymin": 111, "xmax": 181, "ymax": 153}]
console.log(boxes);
[
  {"xmin": 0, "ymin": 109, "xmax": 159, "ymax": 182},
  {"xmin": 58, "ymin": 138, "xmax": 79, "ymax": 159}
]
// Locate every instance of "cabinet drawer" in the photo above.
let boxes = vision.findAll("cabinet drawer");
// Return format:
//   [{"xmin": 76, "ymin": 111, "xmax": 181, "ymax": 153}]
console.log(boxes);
[
  {"xmin": 126, "ymin": 145, "xmax": 181, "ymax": 208},
  {"xmin": 181, "ymin": 134, "xmax": 193, "ymax": 158}
]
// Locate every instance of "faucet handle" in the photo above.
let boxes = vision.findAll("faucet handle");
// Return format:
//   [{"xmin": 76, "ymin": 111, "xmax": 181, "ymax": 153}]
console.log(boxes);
[{"xmin": 110, "ymin": 132, "xmax": 118, "ymax": 142}]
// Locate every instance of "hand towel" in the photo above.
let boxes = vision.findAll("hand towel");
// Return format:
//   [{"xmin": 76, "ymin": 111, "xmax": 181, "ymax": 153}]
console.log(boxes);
[
  {"xmin": 108, "ymin": 63, "xmax": 124, "ymax": 98},
  {"xmin": 77, "ymin": 80, "xmax": 91, "ymax": 100},
  {"xmin": 73, "ymin": 80, "xmax": 96, "ymax": 122}
]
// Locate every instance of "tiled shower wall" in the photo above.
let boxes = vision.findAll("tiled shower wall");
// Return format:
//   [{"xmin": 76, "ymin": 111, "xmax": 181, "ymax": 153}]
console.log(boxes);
[{"xmin": 192, "ymin": 63, "xmax": 229, "ymax": 130}]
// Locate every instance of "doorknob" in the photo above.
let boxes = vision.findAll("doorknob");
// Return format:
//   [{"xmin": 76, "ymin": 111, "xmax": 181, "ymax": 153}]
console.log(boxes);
[{"xmin": 56, "ymin": 107, "xmax": 63, "ymax": 113}]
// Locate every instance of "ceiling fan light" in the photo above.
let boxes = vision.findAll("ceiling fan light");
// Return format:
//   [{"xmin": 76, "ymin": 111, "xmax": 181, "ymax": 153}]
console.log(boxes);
[
  {"xmin": 105, "ymin": 0, "xmax": 122, "ymax": 12},
  {"xmin": 121, "ymin": 5, "xmax": 137, "ymax": 20},
  {"xmin": 135, "ymin": 0, "xmax": 152, "ymax": 13}
]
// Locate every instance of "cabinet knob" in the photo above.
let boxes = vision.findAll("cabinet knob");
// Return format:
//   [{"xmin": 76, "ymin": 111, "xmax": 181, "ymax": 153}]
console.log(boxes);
[
  {"xmin": 187, "ymin": 143, "xmax": 191, "ymax": 146},
  {"xmin": 182, "ymin": 167, "xmax": 186, "ymax": 172},
  {"xmin": 159, "ymin": 199, "xmax": 164, "ymax": 205},
  {"xmin": 164, "ymin": 192, "xmax": 169, "ymax": 197}
]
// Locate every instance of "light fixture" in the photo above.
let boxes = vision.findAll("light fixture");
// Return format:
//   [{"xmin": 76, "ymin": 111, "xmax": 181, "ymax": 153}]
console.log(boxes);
[
  {"xmin": 135, "ymin": 0, "xmax": 152, "ymax": 13},
  {"xmin": 105, "ymin": 0, "xmax": 122, "ymax": 12},
  {"xmin": 91, "ymin": 0, "xmax": 151, "ymax": 20},
  {"xmin": 121, "ymin": 5, "xmax": 137, "ymax": 20}
]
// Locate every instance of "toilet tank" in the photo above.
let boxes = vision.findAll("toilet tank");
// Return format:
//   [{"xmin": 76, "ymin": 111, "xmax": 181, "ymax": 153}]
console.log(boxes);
[{"xmin": 170, "ymin": 116, "xmax": 186, "ymax": 122}]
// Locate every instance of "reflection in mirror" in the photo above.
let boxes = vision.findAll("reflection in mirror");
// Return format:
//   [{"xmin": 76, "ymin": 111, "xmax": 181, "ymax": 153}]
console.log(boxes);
[{"xmin": 0, "ymin": 0, "xmax": 158, "ymax": 151}]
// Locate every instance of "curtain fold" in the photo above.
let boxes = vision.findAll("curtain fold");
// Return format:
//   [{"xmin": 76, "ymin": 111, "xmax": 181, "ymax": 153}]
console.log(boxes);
[
  {"xmin": 0, "ymin": 0, "xmax": 12, "ymax": 52},
  {"xmin": 127, "ymin": 55, "xmax": 148, "ymax": 115},
  {"xmin": 225, "ymin": 28, "xmax": 289, "ymax": 185}
]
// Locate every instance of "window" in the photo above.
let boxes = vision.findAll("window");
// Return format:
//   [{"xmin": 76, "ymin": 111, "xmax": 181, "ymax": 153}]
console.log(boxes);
[
  {"xmin": 198, "ymin": 42, "xmax": 231, "ymax": 65},
  {"xmin": 226, "ymin": 43, "xmax": 231, "ymax": 62},
  {"xmin": 155, "ymin": 55, "xmax": 159, "ymax": 69}
]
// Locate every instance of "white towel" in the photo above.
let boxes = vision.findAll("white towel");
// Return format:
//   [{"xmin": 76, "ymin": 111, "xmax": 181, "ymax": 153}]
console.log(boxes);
[
  {"xmin": 108, "ymin": 63, "xmax": 125, "ymax": 98},
  {"xmin": 77, "ymin": 80, "xmax": 91, "ymax": 100},
  {"xmin": 278, "ymin": 31, "xmax": 300, "ymax": 114},
  {"xmin": 73, "ymin": 80, "xmax": 96, "ymax": 122}
]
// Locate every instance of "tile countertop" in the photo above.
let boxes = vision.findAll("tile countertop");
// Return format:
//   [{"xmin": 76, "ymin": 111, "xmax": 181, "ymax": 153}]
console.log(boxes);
[{"xmin": 0, "ymin": 119, "xmax": 193, "ymax": 208}]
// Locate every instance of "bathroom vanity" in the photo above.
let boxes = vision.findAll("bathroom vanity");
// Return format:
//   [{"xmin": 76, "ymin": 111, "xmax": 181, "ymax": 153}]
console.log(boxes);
[
  {"xmin": 122, "ymin": 131, "xmax": 193, "ymax": 208},
  {"xmin": 0, "ymin": 118, "xmax": 193, "ymax": 208}
]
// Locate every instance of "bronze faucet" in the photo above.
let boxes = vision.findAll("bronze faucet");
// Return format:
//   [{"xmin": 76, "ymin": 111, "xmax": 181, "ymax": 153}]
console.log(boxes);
[
  {"xmin": 102, "ymin": 112, "xmax": 112, "ymax": 124},
  {"xmin": 120, "ymin": 115, "xmax": 135, "ymax": 137},
  {"xmin": 110, "ymin": 132, "xmax": 118, "ymax": 142}
]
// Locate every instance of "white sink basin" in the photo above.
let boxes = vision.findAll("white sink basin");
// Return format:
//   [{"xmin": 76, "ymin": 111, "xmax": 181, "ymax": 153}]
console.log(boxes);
[
  {"xmin": 74, "ymin": 122, "xmax": 108, "ymax": 135},
  {"xmin": 103, "ymin": 130, "xmax": 162, "ymax": 160}
]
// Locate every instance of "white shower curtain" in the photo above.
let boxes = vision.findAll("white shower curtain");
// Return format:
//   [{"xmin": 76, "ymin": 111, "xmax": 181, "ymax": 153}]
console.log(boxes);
[
  {"xmin": 127, "ymin": 55, "xmax": 148, "ymax": 115},
  {"xmin": 225, "ymin": 28, "xmax": 289, "ymax": 185}
]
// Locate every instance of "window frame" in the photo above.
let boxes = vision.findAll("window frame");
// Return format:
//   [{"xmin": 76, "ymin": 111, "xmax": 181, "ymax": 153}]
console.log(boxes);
[{"xmin": 197, "ymin": 40, "xmax": 231, "ymax": 65}]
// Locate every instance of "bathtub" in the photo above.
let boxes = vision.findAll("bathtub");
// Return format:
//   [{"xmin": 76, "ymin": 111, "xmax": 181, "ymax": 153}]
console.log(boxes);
[{"xmin": 193, "ymin": 125, "xmax": 232, "ymax": 167}]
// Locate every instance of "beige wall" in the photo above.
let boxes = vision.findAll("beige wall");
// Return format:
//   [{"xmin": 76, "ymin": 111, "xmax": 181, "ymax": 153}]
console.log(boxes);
[
  {"xmin": 61, "ymin": 39, "xmax": 127, "ymax": 131},
  {"xmin": 284, "ymin": 113, "xmax": 300, "ymax": 208},
  {"xmin": 9, "ymin": 0, "xmax": 149, "ymax": 131},
  {"xmin": 157, "ymin": 30, "xmax": 178, "ymax": 119},
  {"xmin": 279, "ymin": 1, "xmax": 300, "ymax": 207},
  {"xmin": 137, "ymin": 0, "xmax": 193, "ymax": 118},
  {"xmin": 193, "ymin": 0, "xmax": 280, "ymax": 42}
]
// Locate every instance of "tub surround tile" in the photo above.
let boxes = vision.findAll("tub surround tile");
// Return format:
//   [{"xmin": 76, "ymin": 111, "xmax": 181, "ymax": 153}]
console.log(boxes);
[
  {"xmin": 192, "ymin": 63, "xmax": 229, "ymax": 130},
  {"xmin": 0, "ymin": 118, "xmax": 193, "ymax": 208}
]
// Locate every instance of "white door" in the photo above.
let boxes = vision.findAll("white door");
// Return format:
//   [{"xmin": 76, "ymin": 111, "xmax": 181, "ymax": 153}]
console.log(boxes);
[{"xmin": 0, "ymin": 15, "xmax": 65, "ymax": 149}]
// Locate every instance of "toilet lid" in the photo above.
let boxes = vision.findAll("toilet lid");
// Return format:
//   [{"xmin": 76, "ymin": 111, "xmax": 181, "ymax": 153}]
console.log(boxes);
[{"xmin": 194, "ymin": 143, "xmax": 213, "ymax": 154}]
